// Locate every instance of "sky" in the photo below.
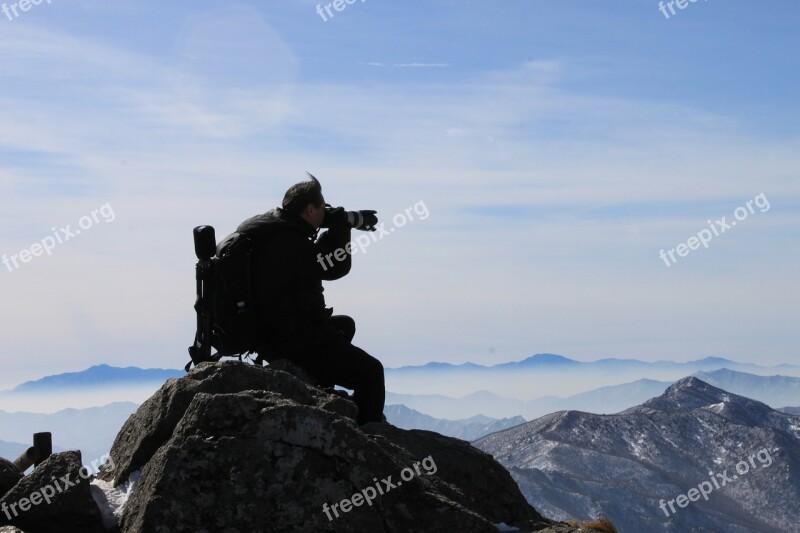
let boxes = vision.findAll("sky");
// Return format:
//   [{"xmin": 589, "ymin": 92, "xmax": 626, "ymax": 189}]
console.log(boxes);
[{"xmin": 0, "ymin": 0, "xmax": 798, "ymax": 387}]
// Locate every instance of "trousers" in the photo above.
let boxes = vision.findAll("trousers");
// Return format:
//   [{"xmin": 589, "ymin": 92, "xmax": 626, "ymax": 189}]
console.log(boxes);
[{"xmin": 264, "ymin": 315, "xmax": 385, "ymax": 424}]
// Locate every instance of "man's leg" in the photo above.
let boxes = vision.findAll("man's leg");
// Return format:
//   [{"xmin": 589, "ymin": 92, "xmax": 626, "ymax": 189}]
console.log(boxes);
[
  {"xmin": 295, "ymin": 326, "xmax": 385, "ymax": 424},
  {"xmin": 329, "ymin": 343, "xmax": 384, "ymax": 424}
]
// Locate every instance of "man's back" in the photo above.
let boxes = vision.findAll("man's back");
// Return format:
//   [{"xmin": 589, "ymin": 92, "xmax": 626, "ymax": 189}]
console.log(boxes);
[{"xmin": 237, "ymin": 208, "xmax": 351, "ymax": 347}]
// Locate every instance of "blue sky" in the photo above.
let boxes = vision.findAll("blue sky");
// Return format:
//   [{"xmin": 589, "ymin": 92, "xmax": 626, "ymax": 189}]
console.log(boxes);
[{"xmin": 0, "ymin": 0, "xmax": 798, "ymax": 386}]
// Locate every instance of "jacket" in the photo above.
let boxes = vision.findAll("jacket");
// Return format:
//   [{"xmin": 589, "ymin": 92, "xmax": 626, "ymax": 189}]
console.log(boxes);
[{"xmin": 236, "ymin": 208, "xmax": 352, "ymax": 346}]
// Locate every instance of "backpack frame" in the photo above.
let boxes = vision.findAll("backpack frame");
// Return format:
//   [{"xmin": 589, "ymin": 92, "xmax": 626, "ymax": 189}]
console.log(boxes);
[{"xmin": 187, "ymin": 225, "xmax": 264, "ymax": 371}]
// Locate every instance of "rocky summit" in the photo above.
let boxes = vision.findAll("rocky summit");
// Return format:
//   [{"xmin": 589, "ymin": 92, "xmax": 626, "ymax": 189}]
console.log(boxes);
[{"xmin": 83, "ymin": 360, "xmax": 584, "ymax": 533}]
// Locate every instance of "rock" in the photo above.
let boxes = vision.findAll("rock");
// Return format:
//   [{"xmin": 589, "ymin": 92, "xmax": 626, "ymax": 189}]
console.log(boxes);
[
  {"xmin": 98, "ymin": 361, "xmax": 357, "ymax": 486},
  {"xmin": 361, "ymin": 423, "xmax": 554, "ymax": 532},
  {"xmin": 120, "ymin": 390, "xmax": 495, "ymax": 532},
  {"xmin": 0, "ymin": 451, "xmax": 104, "ymax": 533},
  {"xmin": 100, "ymin": 361, "xmax": 578, "ymax": 532},
  {"xmin": 0, "ymin": 459, "xmax": 22, "ymax": 500},
  {"xmin": 266, "ymin": 358, "xmax": 320, "ymax": 385}
]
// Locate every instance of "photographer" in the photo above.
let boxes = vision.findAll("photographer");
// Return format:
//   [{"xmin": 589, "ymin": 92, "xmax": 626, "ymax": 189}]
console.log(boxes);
[{"xmin": 235, "ymin": 174, "xmax": 385, "ymax": 424}]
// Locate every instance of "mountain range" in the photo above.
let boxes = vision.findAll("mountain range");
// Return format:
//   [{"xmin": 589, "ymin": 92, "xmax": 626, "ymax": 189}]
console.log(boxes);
[
  {"xmin": 384, "ymin": 353, "xmax": 800, "ymax": 402},
  {"xmin": 383, "ymin": 404, "xmax": 526, "ymax": 441},
  {"xmin": 4, "ymin": 364, "xmax": 183, "ymax": 393},
  {"xmin": 388, "ymin": 354, "xmax": 800, "ymax": 374},
  {"xmin": 474, "ymin": 378, "xmax": 800, "ymax": 532},
  {"xmin": 0, "ymin": 402, "xmax": 138, "ymax": 463},
  {"xmin": 1, "ymin": 361, "xmax": 798, "ymax": 531},
  {"xmin": 388, "ymin": 368, "xmax": 800, "ymax": 420},
  {"xmin": 4, "ymin": 363, "xmax": 798, "ymax": 422}
]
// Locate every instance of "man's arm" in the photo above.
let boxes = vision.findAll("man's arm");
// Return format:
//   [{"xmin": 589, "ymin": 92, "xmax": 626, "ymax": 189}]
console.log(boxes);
[{"xmin": 313, "ymin": 225, "xmax": 352, "ymax": 280}]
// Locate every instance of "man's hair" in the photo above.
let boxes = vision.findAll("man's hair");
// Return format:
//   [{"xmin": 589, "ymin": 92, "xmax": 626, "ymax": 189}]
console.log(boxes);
[{"xmin": 282, "ymin": 173, "xmax": 324, "ymax": 214}]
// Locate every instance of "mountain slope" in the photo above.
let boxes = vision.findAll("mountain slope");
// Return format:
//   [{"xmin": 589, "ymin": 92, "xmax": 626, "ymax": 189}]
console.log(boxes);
[
  {"xmin": 474, "ymin": 378, "xmax": 800, "ymax": 533},
  {"xmin": 692, "ymin": 368, "xmax": 800, "ymax": 408}
]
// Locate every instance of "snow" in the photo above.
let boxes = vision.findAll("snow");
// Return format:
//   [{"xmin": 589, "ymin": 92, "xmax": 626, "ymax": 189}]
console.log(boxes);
[
  {"xmin": 630, "ymin": 436, "xmax": 646, "ymax": 458},
  {"xmin": 662, "ymin": 435, "xmax": 680, "ymax": 448},
  {"xmin": 494, "ymin": 523, "xmax": 520, "ymax": 532},
  {"xmin": 90, "ymin": 469, "xmax": 141, "ymax": 529}
]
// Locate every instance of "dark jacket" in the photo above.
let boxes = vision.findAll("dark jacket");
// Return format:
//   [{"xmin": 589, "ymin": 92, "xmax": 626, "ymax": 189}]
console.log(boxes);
[{"xmin": 236, "ymin": 208, "xmax": 352, "ymax": 348}]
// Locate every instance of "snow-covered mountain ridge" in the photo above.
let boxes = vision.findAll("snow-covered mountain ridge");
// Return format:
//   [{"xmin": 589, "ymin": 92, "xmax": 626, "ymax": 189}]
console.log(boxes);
[{"xmin": 475, "ymin": 377, "xmax": 800, "ymax": 533}]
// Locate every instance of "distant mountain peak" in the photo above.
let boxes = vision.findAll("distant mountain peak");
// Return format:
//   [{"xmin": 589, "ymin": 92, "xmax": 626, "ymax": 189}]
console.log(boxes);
[
  {"xmin": 651, "ymin": 376, "xmax": 732, "ymax": 407},
  {"xmin": 527, "ymin": 353, "xmax": 573, "ymax": 362},
  {"xmin": 513, "ymin": 353, "xmax": 579, "ymax": 366},
  {"xmin": 692, "ymin": 356, "xmax": 735, "ymax": 364},
  {"xmin": 628, "ymin": 376, "xmax": 773, "ymax": 417},
  {"xmin": 670, "ymin": 375, "xmax": 718, "ymax": 391}
]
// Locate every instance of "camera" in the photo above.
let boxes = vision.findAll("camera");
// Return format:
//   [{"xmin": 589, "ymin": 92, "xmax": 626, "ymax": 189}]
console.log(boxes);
[{"xmin": 323, "ymin": 206, "xmax": 378, "ymax": 231}]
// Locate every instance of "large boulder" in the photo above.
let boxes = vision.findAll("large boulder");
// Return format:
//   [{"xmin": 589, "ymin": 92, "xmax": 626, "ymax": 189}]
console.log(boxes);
[
  {"xmin": 98, "ymin": 360, "xmax": 357, "ymax": 487},
  {"xmin": 100, "ymin": 361, "xmax": 579, "ymax": 533},
  {"xmin": 0, "ymin": 451, "xmax": 103, "ymax": 533},
  {"xmin": 361, "ymin": 423, "xmax": 552, "ymax": 528}
]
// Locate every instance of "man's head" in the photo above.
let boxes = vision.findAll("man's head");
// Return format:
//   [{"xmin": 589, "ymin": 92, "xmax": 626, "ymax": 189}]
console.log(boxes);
[{"xmin": 282, "ymin": 173, "xmax": 326, "ymax": 229}]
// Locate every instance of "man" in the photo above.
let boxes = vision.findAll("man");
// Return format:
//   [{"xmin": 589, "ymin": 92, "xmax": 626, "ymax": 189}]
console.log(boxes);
[{"xmin": 236, "ymin": 174, "xmax": 385, "ymax": 424}]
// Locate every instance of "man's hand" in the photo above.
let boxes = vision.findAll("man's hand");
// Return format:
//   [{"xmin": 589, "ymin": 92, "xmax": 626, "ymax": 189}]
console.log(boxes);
[{"xmin": 321, "ymin": 206, "xmax": 348, "ymax": 228}]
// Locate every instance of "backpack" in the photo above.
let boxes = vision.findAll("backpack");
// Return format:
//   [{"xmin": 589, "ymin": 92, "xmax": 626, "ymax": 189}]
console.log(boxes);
[{"xmin": 187, "ymin": 225, "xmax": 269, "ymax": 371}]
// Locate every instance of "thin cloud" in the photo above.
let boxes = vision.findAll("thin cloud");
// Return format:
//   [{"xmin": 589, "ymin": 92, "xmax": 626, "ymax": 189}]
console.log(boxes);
[{"xmin": 364, "ymin": 62, "xmax": 448, "ymax": 68}]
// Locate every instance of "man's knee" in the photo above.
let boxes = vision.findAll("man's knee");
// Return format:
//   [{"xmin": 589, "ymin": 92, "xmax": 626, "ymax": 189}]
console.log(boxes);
[{"xmin": 330, "ymin": 315, "xmax": 356, "ymax": 342}]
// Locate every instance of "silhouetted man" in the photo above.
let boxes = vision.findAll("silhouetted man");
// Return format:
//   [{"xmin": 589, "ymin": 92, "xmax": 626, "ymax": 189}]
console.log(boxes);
[{"xmin": 236, "ymin": 175, "xmax": 385, "ymax": 424}]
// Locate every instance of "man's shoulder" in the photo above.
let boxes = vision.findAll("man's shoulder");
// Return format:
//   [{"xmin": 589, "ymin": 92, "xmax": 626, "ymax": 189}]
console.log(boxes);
[
  {"xmin": 236, "ymin": 208, "xmax": 309, "ymax": 239},
  {"xmin": 237, "ymin": 210, "xmax": 313, "ymax": 257},
  {"xmin": 236, "ymin": 209, "xmax": 281, "ymax": 233}
]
